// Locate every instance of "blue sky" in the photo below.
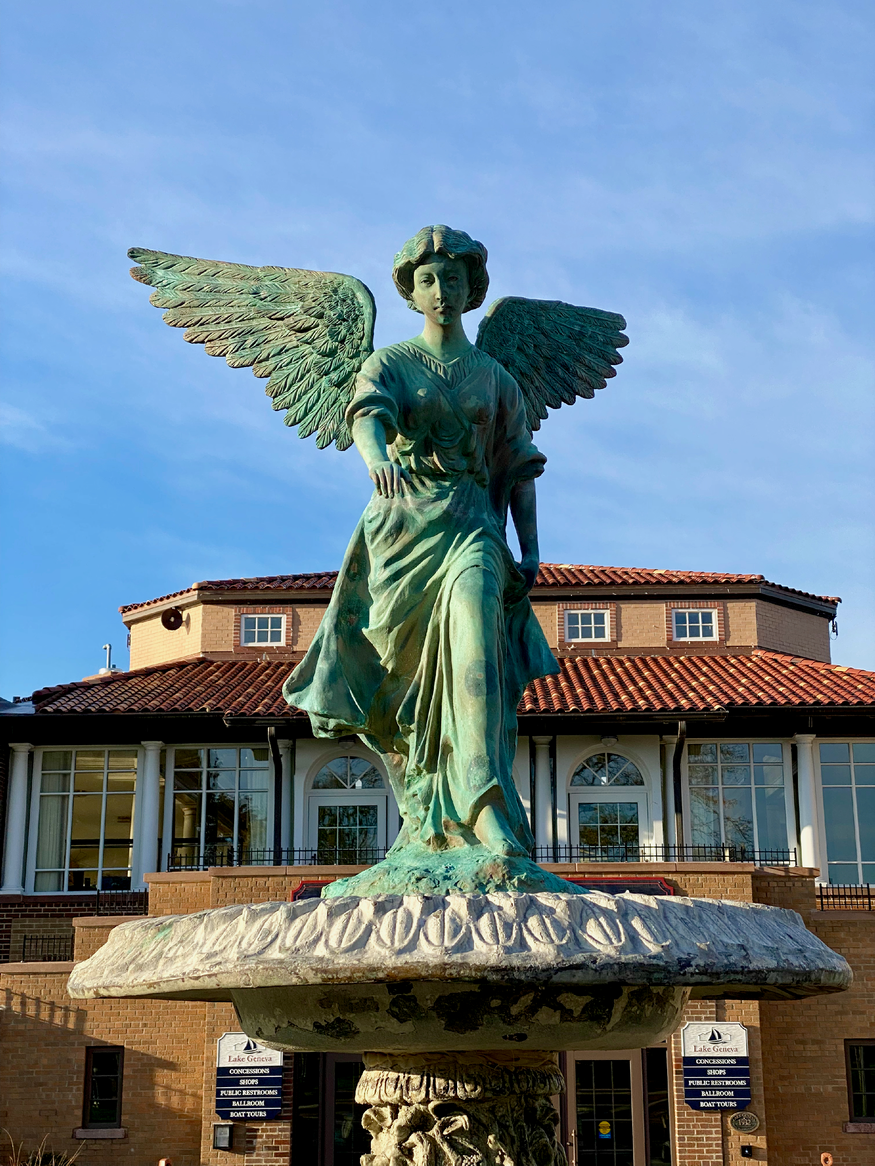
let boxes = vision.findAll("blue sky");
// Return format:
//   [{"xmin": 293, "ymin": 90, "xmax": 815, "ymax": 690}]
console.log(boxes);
[{"xmin": 1, "ymin": 0, "xmax": 872, "ymax": 697}]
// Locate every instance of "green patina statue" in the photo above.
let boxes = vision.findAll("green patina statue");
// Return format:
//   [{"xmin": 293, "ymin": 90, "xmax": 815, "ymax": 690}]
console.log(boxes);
[{"xmin": 129, "ymin": 226, "xmax": 627, "ymax": 896}]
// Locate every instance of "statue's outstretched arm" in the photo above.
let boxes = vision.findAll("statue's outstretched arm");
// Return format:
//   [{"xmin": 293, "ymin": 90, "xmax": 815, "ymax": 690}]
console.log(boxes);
[
  {"xmin": 352, "ymin": 416, "xmax": 411, "ymax": 497},
  {"xmin": 509, "ymin": 479, "xmax": 540, "ymax": 592}
]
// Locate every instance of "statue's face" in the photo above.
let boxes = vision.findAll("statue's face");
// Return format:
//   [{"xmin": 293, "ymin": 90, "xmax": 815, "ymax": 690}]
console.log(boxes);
[{"xmin": 410, "ymin": 254, "xmax": 470, "ymax": 324}]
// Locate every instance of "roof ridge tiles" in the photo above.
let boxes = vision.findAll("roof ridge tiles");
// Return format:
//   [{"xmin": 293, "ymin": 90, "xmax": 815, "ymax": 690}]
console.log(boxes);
[
  {"xmin": 27, "ymin": 650, "xmax": 875, "ymax": 717},
  {"xmin": 118, "ymin": 565, "xmax": 839, "ymax": 614}
]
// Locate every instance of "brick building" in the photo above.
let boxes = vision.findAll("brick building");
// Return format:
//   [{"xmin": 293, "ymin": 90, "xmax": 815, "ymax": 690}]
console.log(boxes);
[{"xmin": 1, "ymin": 564, "xmax": 874, "ymax": 1165}]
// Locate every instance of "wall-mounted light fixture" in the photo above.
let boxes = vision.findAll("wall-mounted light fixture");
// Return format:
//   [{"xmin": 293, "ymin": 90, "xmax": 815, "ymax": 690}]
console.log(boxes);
[{"xmin": 213, "ymin": 1124, "xmax": 233, "ymax": 1150}]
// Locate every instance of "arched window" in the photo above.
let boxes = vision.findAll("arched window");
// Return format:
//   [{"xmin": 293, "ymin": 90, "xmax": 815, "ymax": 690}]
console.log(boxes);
[
  {"xmin": 571, "ymin": 752, "xmax": 645, "ymax": 787},
  {"xmin": 569, "ymin": 752, "xmax": 648, "ymax": 860},
  {"xmin": 312, "ymin": 757, "xmax": 385, "ymax": 790},
  {"xmin": 307, "ymin": 755, "xmax": 387, "ymax": 863}
]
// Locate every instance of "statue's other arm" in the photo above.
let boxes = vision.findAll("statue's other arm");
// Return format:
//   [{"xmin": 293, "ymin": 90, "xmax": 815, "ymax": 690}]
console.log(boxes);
[
  {"xmin": 509, "ymin": 479, "xmax": 540, "ymax": 592},
  {"xmin": 352, "ymin": 415, "xmax": 410, "ymax": 498}
]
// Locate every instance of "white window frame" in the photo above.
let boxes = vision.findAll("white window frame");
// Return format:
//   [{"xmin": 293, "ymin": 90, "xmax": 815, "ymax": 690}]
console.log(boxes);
[
  {"xmin": 240, "ymin": 614, "xmax": 286, "ymax": 647},
  {"xmin": 160, "ymin": 744, "xmax": 275, "ymax": 870},
  {"xmin": 815, "ymin": 738, "xmax": 875, "ymax": 885},
  {"xmin": 564, "ymin": 609, "xmax": 610, "ymax": 642},
  {"xmin": 26, "ymin": 745, "xmax": 140, "ymax": 894},
  {"xmin": 567, "ymin": 748, "xmax": 652, "ymax": 855},
  {"xmin": 306, "ymin": 792, "xmax": 388, "ymax": 859},
  {"xmin": 671, "ymin": 609, "xmax": 718, "ymax": 641},
  {"xmin": 682, "ymin": 740, "xmax": 796, "ymax": 856}
]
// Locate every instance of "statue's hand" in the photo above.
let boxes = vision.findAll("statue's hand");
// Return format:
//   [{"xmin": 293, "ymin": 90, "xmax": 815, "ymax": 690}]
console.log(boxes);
[
  {"xmin": 369, "ymin": 460, "xmax": 411, "ymax": 498},
  {"xmin": 518, "ymin": 553, "xmax": 539, "ymax": 593}
]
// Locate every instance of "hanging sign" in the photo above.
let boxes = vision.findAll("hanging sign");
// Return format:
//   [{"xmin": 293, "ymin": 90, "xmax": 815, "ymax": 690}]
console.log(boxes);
[
  {"xmin": 215, "ymin": 1032, "xmax": 283, "ymax": 1120},
  {"xmin": 681, "ymin": 1022, "xmax": 751, "ymax": 1111}
]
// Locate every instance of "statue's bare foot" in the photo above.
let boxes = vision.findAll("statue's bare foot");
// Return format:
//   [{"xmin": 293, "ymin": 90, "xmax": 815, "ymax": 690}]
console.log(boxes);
[{"xmin": 474, "ymin": 804, "xmax": 528, "ymax": 857}]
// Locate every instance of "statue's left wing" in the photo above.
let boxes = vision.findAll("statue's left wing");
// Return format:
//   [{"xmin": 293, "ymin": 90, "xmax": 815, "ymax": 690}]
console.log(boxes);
[
  {"xmin": 129, "ymin": 248, "xmax": 376, "ymax": 450},
  {"xmin": 475, "ymin": 297, "xmax": 628, "ymax": 432}
]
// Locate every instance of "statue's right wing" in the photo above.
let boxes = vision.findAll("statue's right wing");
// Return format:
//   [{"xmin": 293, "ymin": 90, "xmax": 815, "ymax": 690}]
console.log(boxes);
[{"xmin": 129, "ymin": 248, "xmax": 376, "ymax": 450}]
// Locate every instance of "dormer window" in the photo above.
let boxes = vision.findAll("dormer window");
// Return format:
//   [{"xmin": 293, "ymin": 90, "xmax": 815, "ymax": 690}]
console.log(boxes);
[
  {"xmin": 241, "ymin": 615, "xmax": 285, "ymax": 646},
  {"xmin": 565, "ymin": 610, "xmax": 609, "ymax": 641},
  {"xmin": 672, "ymin": 609, "xmax": 717, "ymax": 641}
]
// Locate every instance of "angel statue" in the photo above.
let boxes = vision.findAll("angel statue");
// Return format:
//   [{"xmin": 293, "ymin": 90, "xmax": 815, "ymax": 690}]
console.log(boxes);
[{"xmin": 129, "ymin": 226, "xmax": 627, "ymax": 896}]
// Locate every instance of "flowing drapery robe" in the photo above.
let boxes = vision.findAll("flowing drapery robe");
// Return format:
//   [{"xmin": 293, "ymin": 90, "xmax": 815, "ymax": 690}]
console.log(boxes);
[{"xmin": 283, "ymin": 341, "xmax": 559, "ymax": 852}]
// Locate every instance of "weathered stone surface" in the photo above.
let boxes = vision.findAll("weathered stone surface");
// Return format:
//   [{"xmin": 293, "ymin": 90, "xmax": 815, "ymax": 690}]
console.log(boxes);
[
  {"xmin": 231, "ymin": 979, "xmax": 688, "ymax": 1053},
  {"xmin": 69, "ymin": 890, "xmax": 851, "ymax": 1003},
  {"xmin": 356, "ymin": 1051, "xmax": 567, "ymax": 1166}
]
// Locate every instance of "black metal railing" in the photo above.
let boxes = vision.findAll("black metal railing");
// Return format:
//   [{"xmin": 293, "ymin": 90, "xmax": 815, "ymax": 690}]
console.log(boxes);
[
  {"xmin": 531, "ymin": 844, "xmax": 798, "ymax": 866},
  {"xmin": 167, "ymin": 845, "xmax": 391, "ymax": 871},
  {"xmin": 818, "ymin": 883, "xmax": 875, "ymax": 910},
  {"xmin": 93, "ymin": 889, "xmax": 149, "ymax": 915},
  {"xmin": 167, "ymin": 842, "xmax": 797, "ymax": 872},
  {"xmin": 22, "ymin": 934, "xmax": 74, "ymax": 962}
]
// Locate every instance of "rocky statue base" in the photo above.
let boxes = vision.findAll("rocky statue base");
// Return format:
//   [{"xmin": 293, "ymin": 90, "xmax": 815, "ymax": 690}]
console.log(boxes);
[
  {"xmin": 322, "ymin": 843, "xmax": 588, "ymax": 898},
  {"xmin": 356, "ymin": 1050, "xmax": 567, "ymax": 1166}
]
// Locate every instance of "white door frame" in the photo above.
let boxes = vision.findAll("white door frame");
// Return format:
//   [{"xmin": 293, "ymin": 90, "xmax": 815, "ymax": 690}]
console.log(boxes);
[{"xmin": 564, "ymin": 1049, "xmax": 646, "ymax": 1166}]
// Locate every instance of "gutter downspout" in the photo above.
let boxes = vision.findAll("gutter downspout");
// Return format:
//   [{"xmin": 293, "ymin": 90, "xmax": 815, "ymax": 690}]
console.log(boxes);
[
  {"xmin": 268, "ymin": 727, "xmax": 283, "ymax": 865},
  {"xmin": 673, "ymin": 720, "xmax": 687, "ymax": 855}
]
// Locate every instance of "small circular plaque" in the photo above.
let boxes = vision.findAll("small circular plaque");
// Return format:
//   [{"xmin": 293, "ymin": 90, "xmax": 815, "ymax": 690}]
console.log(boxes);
[{"xmin": 729, "ymin": 1111, "xmax": 760, "ymax": 1134}]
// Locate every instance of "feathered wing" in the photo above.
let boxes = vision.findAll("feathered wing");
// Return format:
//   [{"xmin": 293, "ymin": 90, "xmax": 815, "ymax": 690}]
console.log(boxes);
[
  {"xmin": 128, "ymin": 247, "xmax": 376, "ymax": 450},
  {"xmin": 475, "ymin": 297, "xmax": 628, "ymax": 431}
]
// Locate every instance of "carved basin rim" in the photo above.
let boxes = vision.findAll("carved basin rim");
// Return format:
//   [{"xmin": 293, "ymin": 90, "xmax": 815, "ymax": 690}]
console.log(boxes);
[{"xmin": 67, "ymin": 890, "xmax": 851, "ymax": 1004}]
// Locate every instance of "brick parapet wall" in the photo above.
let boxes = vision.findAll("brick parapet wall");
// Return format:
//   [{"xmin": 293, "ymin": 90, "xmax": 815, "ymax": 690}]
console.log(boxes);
[
  {"xmin": 0, "ymin": 964, "xmax": 205, "ymax": 1165},
  {"xmin": 72, "ymin": 915, "xmax": 142, "ymax": 961},
  {"xmin": 147, "ymin": 872, "xmax": 212, "ymax": 916},
  {"xmin": 0, "ymin": 894, "xmax": 108, "ymax": 963},
  {"xmin": 760, "ymin": 912, "xmax": 875, "ymax": 1165}
]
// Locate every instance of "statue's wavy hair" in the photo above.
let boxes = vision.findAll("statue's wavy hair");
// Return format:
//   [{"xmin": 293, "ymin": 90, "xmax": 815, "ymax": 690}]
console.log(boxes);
[{"xmin": 392, "ymin": 225, "xmax": 489, "ymax": 313}]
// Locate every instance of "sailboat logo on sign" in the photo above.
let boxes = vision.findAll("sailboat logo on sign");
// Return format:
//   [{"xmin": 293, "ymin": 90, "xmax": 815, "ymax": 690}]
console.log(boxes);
[{"xmin": 681, "ymin": 1022, "xmax": 749, "ymax": 1059}]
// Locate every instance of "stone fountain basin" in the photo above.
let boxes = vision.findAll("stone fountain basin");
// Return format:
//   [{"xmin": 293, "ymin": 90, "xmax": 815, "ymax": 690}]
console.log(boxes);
[{"xmin": 67, "ymin": 891, "xmax": 851, "ymax": 1054}]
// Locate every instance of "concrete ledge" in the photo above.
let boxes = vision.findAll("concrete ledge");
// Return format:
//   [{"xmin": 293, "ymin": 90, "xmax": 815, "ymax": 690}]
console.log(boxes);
[
  {"xmin": 72, "ymin": 915, "xmax": 144, "ymax": 928},
  {"xmin": 843, "ymin": 1122, "xmax": 875, "ymax": 1133},
  {"xmin": 0, "ymin": 961, "xmax": 74, "ymax": 974},
  {"xmin": 73, "ymin": 1128, "xmax": 126, "ymax": 1139}
]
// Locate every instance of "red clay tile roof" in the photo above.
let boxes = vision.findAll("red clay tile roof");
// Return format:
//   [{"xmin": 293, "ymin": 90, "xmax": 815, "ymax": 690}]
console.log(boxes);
[
  {"xmin": 119, "ymin": 564, "xmax": 839, "ymax": 614},
  {"xmin": 30, "ymin": 652, "xmax": 875, "ymax": 717}
]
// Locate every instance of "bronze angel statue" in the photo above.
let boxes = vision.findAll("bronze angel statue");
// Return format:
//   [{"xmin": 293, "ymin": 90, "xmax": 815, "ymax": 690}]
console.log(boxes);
[{"xmin": 130, "ymin": 226, "xmax": 627, "ymax": 896}]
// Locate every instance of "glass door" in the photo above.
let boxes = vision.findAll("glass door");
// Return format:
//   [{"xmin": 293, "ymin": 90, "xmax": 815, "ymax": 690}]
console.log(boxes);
[
  {"xmin": 292, "ymin": 1053, "xmax": 369, "ymax": 1166},
  {"xmin": 565, "ymin": 1049, "xmax": 670, "ymax": 1166}
]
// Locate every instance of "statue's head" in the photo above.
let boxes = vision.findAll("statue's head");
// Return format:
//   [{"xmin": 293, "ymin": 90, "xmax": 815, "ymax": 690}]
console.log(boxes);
[{"xmin": 392, "ymin": 226, "xmax": 489, "ymax": 313}]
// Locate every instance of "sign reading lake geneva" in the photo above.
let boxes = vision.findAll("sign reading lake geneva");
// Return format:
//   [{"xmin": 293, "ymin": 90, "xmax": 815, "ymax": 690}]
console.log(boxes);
[
  {"xmin": 681, "ymin": 1022, "xmax": 751, "ymax": 1111},
  {"xmin": 216, "ymin": 1032, "xmax": 283, "ymax": 1120}
]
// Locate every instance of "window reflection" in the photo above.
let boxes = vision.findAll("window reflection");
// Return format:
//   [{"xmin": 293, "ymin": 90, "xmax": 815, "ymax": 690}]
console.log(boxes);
[{"xmin": 688, "ymin": 742, "xmax": 788, "ymax": 855}]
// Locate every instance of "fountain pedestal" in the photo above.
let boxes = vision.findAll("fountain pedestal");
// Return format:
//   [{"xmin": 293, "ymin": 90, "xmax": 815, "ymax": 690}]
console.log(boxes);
[{"xmin": 357, "ymin": 1051, "xmax": 565, "ymax": 1166}]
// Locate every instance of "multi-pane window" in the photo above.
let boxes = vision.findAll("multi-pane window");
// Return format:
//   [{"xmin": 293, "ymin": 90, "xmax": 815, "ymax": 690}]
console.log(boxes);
[
  {"xmin": 241, "ymin": 615, "xmax": 284, "ymax": 645},
  {"xmin": 315, "ymin": 805, "xmax": 380, "ymax": 863},
  {"xmin": 572, "ymin": 754, "xmax": 645, "ymax": 787},
  {"xmin": 571, "ymin": 754, "xmax": 645, "ymax": 858},
  {"xmin": 846, "ymin": 1041, "xmax": 875, "ymax": 1121},
  {"xmin": 34, "ymin": 749, "xmax": 137, "ymax": 891},
  {"xmin": 820, "ymin": 743, "xmax": 875, "ymax": 884},
  {"xmin": 171, "ymin": 747, "xmax": 269, "ymax": 866},
  {"xmin": 308, "ymin": 756, "xmax": 387, "ymax": 862},
  {"xmin": 687, "ymin": 743, "xmax": 789, "ymax": 856},
  {"xmin": 672, "ymin": 610, "xmax": 717, "ymax": 640},
  {"xmin": 83, "ymin": 1046, "xmax": 124, "ymax": 1128},
  {"xmin": 565, "ymin": 611, "xmax": 609, "ymax": 641},
  {"xmin": 312, "ymin": 757, "xmax": 384, "ymax": 790}
]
